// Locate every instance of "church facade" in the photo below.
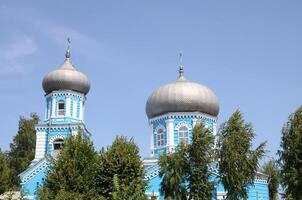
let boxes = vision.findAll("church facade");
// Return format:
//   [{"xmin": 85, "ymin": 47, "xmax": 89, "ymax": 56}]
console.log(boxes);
[
  {"xmin": 20, "ymin": 48, "xmax": 269, "ymax": 199},
  {"xmin": 143, "ymin": 65, "xmax": 269, "ymax": 200},
  {"xmin": 19, "ymin": 49, "xmax": 91, "ymax": 199}
]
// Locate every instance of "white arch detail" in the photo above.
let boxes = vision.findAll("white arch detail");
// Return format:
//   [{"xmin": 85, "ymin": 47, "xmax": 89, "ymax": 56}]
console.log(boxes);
[
  {"xmin": 48, "ymin": 134, "xmax": 65, "ymax": 144},
  {"xmin": 175, "ymin": 121, "xmax": 192, "ymax": 131}
]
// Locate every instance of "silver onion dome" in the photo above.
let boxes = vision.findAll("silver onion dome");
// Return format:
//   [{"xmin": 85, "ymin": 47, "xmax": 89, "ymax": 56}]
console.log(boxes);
[
  {"xmin": 146, "ymin": 65, "xmax": 219, "ymax": 119},
  {"xmin": 42, "ymin": 49, "xmax": 90, "ymax": 95}
]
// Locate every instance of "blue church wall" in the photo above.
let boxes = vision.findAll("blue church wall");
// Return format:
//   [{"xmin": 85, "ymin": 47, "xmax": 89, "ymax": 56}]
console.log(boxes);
[
  {"xmin": 247, "ymin": 182, "xmax": 269, "ymax": 200},
  {"xmin": 151, "ymin": 119, "xmax": 167, "ymax": 155},
  {"xmin": 46, "ymin": 129, "xmax": 72, "ymax": 155},
  {"xmin": 173, "ymin": 118, "xmax": 193, "ymax": 145},
  {"xmin": 45, "ymin": 97, "xmax": 52, "ymax": 120},
  {"xmin": 145, "ymin": 170, "xmax": 268, "ymax": 200},
  {"xmin": 43, "ymin": 91, "xmax": 84, "ymax": 125},
  {"xmin": 146, "ymin": 176, "xmax": 162, "ymax": 199},
  {"xmin": 21, "ymin": 167, "xmax": 46, "ymax": 199},
  {"xmin": 55, "ymin": 95, "xmax": 66, "ymax": 116},
  {"xmin": 149, "ymin": 114, "xmax": 217, "ymax": 157}
]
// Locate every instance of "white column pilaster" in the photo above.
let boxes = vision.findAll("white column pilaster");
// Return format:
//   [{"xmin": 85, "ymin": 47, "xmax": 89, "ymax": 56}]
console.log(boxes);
[
  {"xmin": 51, "ymin": 95, "xmax": 56, "ymax": 118},
  {"xmin": 213, "ymin": 122, "xmax": 217, "ymax": 135},
  {"xmin": 33, "ymin": 131, "xmax": 46, "ymax": 162},
  {"xmin": 44, "ymin": 100, "xmax": 48, "ymax": 121},
  {"xmin": 66, "ymin": 95, "xmax": 71, "ymax": 118},
  {"xmin": 149, "ymin": 122, "xmax": 154, "ymax": 157},
  {"xmin": 192, "ymin": 118, "xmax": 198, "ymax": 129},
  {"xmin": 82, "ymin": 99, "xmax": 85, "ymax": 122},
  {"xmin": 73, "ymin": 100, "xmax": 77, "ymax": 118},
  {"xmin": 166, "ymin": 119, "xmax": 174, "ymax": 153}
]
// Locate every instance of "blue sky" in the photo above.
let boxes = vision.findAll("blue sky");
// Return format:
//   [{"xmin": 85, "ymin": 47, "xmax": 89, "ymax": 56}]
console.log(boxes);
[{"xmin": 0, "ymin": 1, "xmax": 301, "ymax": 160}]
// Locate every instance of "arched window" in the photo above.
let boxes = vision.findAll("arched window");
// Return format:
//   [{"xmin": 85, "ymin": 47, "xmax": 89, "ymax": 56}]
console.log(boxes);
[
  {"xmin": 157, "ymin": 129, "xmax": 164, "ymax": 147},
  {"xmin": 179, "ymin": 126, "xmax": 189, "ymax": 144},
  {"xmin": 53, "ymin": 138, "xmax": 64, "ymax": 157},
  {"xmin": 58, "ymin": 100, "xmax": 65, "ymax": 116},
  {"xmin": 53, "ymin": 138, "xmax": 64, "ymax": 150}
]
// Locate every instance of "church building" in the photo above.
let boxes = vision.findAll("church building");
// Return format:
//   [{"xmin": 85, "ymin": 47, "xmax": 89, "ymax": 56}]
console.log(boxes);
[
  {"xmin": 20, "ymin": 47, "xmax": 269, "ymax": 199},
  {"xmin": 19, "ymin": 48, "xmax": 91, "ymax": 199},
  {"xmin": 143, "ymin": 63, "xmax": 269, "ymax": 200}
]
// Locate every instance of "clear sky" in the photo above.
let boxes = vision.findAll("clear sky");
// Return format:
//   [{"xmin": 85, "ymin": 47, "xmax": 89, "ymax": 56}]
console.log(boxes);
[{"xmin": 0, "ymin": 1, "xmax": 301, "ymax": 160}]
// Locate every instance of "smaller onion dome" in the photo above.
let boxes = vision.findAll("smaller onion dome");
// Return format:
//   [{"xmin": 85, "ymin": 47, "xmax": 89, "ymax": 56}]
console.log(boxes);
[
  {"xmin": 42, "ymin": 49, "xmax": 90, "ymax": 95},
  {"xmin": 146, "ymin": 64, "xmax": 219, "ymax": 119}
]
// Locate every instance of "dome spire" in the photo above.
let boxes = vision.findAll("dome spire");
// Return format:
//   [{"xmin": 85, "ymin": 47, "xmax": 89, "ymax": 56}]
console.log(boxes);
[
  {"xmin": 178, "ymin": 52, "xmax": 184, "ymax": 78},
  {"xmin": 65, "ymin": 37, "xmax": 71, "ymax": 59}
]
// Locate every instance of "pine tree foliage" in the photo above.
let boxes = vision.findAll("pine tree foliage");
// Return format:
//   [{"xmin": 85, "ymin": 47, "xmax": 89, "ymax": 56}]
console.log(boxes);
[
  {"xmin": 218, "ymin": 110, "xmax": 266, "ymax": 200},
  {"xmin": 262, "ymin": 160, "xmax": 280, "ymax": 200},
  {"xmin": 95, "ymin": 136, "xmax": 146, "ymax": 198},
  {"xmin": 7, "ymin": 113, "xmax": 39, "ymax": 188},
  {"xmin": 111, "ymin": 174, "xmax": 147, "ymax": 200},
  {"xmin": 278, "ymin": 106, "xmax": 302, "ymax": 199},
  {"xmin": 159, "ymin": 123, "xmax": 215, "ymax": 200},
  {"xmin": 159, "ymin": 143, "xmax": 188, "ymax": 200},
  {"xmin": 188, "ymin": 122, "xmax": 215, "ymax": 199},
  {"xmin": 38, "ymin": 132, "xmax": 99, "ymax": 200},
  {"xmin": 0, "ymin": 149, "xmax": 10, "ymax": 194}
]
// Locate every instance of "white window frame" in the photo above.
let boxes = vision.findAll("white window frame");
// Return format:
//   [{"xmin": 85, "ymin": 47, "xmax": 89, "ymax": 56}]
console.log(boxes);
[
  {"xmin": 157, "ymin": 129, "xmax": 164, "ymax": 147},
  {"xmin": 57, "ymin": 100, "xmax": 65, "ymax": 116},
  {"xmin": 179, "ymin": 125, "xmax": 189, "ymax": 144}
]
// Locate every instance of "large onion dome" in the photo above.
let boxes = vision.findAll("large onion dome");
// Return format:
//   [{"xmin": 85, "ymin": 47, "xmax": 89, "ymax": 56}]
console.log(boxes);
[
  {"xmin": 42, "ymin": 49, "xmax": 90, "ymax": 95},
  {"xmin": 146, "ymin": 65, "xmax": 219, "ymax": 119}
]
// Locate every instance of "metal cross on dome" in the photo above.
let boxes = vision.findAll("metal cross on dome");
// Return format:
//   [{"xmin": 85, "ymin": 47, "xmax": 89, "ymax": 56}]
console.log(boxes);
[
  {"xmin": 65, "ymin": 37, "xmax": 71, "ymax": 59},
  {"xmin": 179, "ymin": 51, "xmax": 184, "ymax": 77},
  {"xmin": 179, "ymin": 51, "xmax": 183, "ymax": 66},
  {"xmin": 67, "ymin": 37, "xmax": 71, "ymax": 49}
]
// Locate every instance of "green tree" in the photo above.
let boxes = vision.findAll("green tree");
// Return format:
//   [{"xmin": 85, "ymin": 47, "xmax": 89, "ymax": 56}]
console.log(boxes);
[
  {"xmin": 159, "ymin": 143, "xmax": 188, "ymax": 200},
  {"xmin": 218, "ymin": 110, "xmax": 266, "ymax": 200},
  {"xmin": 96, "ymin": 136, "xmax": 146, "ymax": 198},
  {"xmin": 262, "ymin": 160, "xmax": 280, "ymax": 200},
  {"xmin": 111, "ymin": 174, "xmax": 147, "ymax": 200},
  {"xmin": 0, "ymin": 149, "xmax": 10, "ymax": 194},
  {"xmin": 188, "ymin": 123, "xmax": 215, "ymax": 199},
  {"xmin": 38, "ymin": 132, "xmax": 99, "ymax": 200},
  {"xmin": 159, "ymin": 123, "xmax": 216, "ymax": 200},
  {"xmin": 278, "ymin": 106, "xmax": 302, "ymax": 199},
  {"xmin": 7, "ymin": 113, "xmax": 39, "ymax": 188}
]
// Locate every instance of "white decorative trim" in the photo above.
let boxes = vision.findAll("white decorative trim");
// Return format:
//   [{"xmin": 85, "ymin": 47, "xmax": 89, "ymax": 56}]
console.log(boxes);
[
  {"xmin": 20, "ymin": 159, "xmax": 48, "ymax": 184},
  {"xmin": 175, "ymin": 121, "xmax": 192, "ymax": 131},
  {"xmin": 154, "ymin": 125, "xmax": 165, "ymax": 148},
  {"xmin": 66, "ymin": 96, "xmax": 71, "ymax": 117},
  {"xmin": 154, "ymin": 124, "xmax": 166, "ymax": 133},
  {"xmin": 149, "ymin": 124, "xmax": 154, "ymax": 157},
  {"xmin": 48, "ymin": 134, "xmax": 65, "ymax": 144},
  {"xmin": 165, "ymin": 119, "xmax": 174, "ymax": 152},
  {"xmin": 51, "ymin": 95, "xmax": 56, "ymax": 118},
  {"xmin": 149, "ymin": 112, "xmax": 217, "ymax": 123}
]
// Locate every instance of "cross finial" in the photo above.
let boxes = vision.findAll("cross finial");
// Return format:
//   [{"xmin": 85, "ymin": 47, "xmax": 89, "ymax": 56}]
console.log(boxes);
[
  {"xmin": 179, "ymin": 52, "xmax": 183, "ymax": 66},
  {"xmin": 65, "ymin": 37, "xmax": 71, "ymax": 59},
  {"xmin": 179, "ymin": 51, "xmax": 184, "ymax": 77}
]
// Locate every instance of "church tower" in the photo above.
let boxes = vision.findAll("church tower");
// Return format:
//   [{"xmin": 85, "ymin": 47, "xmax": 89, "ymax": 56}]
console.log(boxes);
[
  {"xmin": 143, "ymin": 60, "xmax": 268, "ymax": 200},
  {"xmin": 19, "ymin": 45, "xmax": 91, "ymax": 199},
  {"xmin": 145, "ymin": 63, "xmax": 219, "ymax": 157}
]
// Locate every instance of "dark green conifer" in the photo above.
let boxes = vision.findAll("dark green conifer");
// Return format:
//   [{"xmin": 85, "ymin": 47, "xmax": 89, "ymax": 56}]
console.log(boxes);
[
  {"xmin": 159, "ymin": 143, "xmax": 188, "ymax": 200},
  {"xmin": 218, "ymin": 110, "xmax": 266, "ymax": 200},
  {"xmin": 188, "ymin": 122, "xmax": 215, "ymax": 199},
  {"xmin": 159, "ymin": 123, "xmax": 215, "ymax": 200},
  {"xmin": 278, "ymin": 106, "xmax": 302, "ymax": 199},
  {"xmin": 262, "ymin": 160, "xmax": 280, "ymax": 200},
  {"xmin": 96, "ymin": 136, "xmax": 146, "ymax": 198},
  {"xmin": 0, "ymin": 149, "xmax": 9, "ymax": 194},
  {"xmin": 38, "ymin": 132, "xmax": 99, "ymax": 199},
  {"xmin": 7, "ymin": 113, "xmax": 39, "ymax": 188}
]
